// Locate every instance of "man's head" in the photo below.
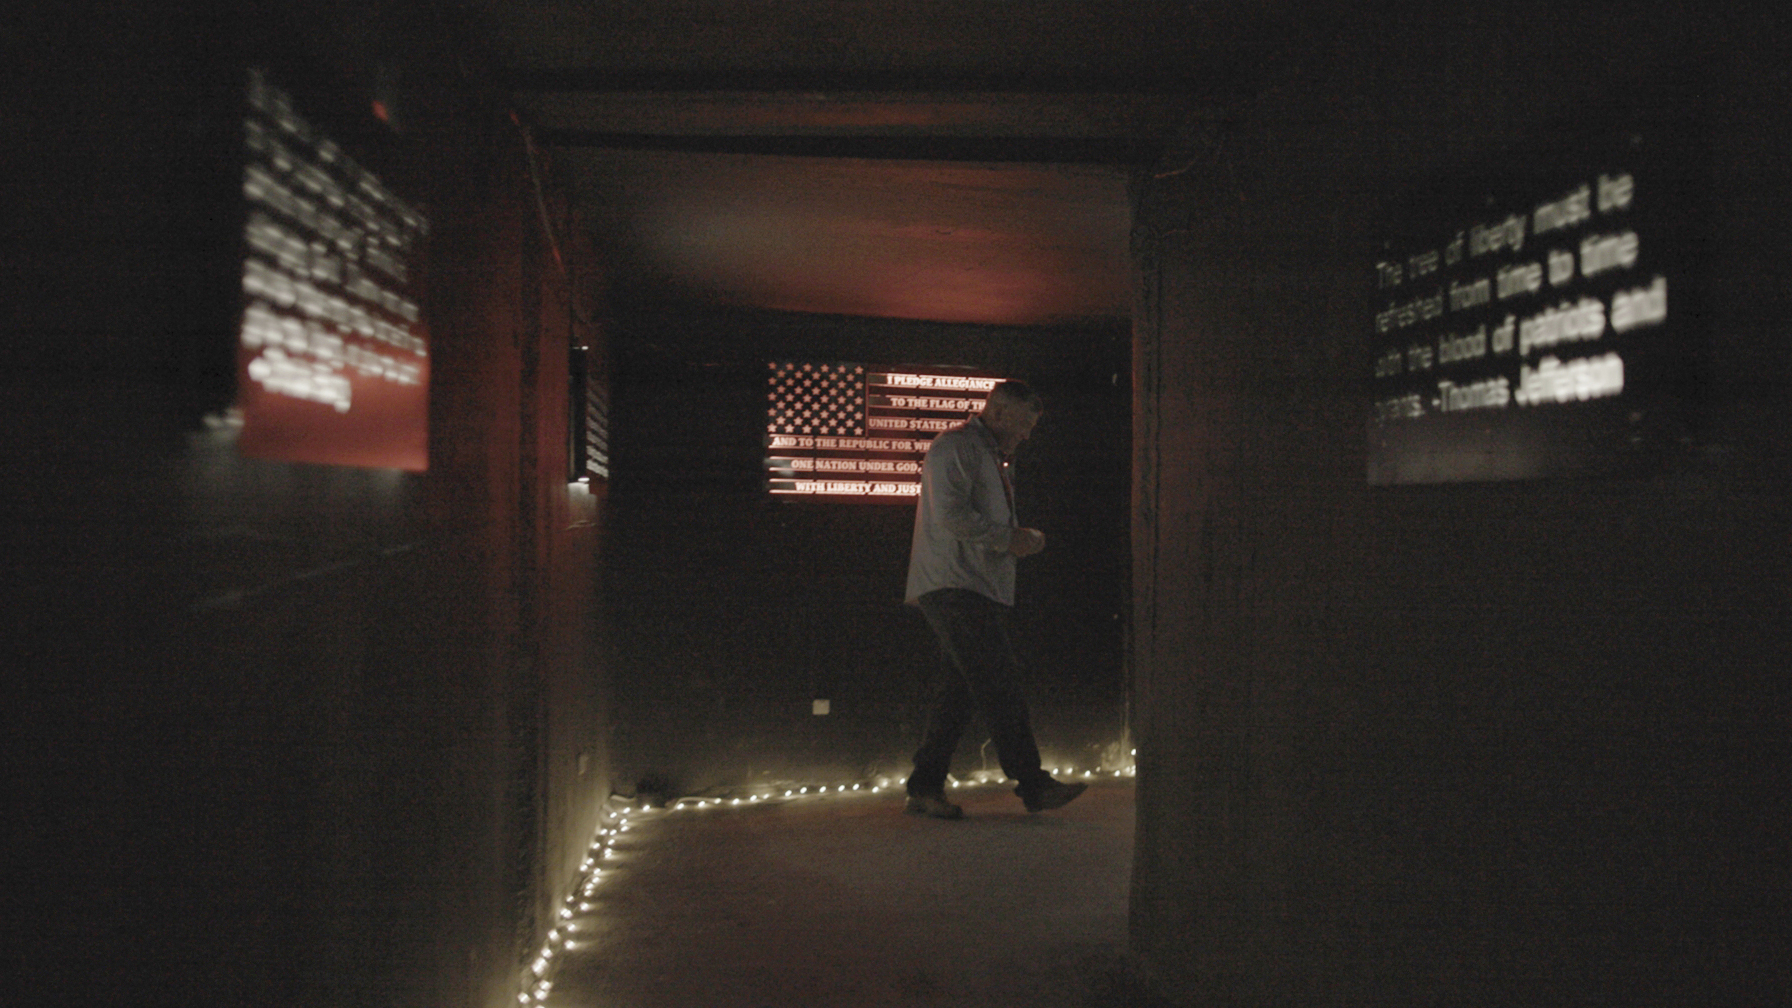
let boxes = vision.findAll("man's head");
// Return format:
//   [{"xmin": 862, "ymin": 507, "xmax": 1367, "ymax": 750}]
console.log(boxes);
[{"xmin": 980, "ymin": 380, "xmax": 1044, "ymax": 454}]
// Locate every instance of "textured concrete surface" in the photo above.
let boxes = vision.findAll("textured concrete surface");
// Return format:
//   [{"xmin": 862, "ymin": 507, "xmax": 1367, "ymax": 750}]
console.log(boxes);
[{"xmin": 553, "ymin": 780, "xmax": 1140, "ymax": 1007}]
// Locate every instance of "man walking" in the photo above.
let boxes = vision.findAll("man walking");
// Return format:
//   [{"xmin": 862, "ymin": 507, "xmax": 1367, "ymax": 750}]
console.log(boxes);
[{"xmin": 902, "ymin": 380, "xmax": 1086, "ymax": 819}]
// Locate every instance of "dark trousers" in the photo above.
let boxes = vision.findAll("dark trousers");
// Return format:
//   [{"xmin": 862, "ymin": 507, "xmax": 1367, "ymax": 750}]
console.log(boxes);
[{"xmin": 907, "ymin": 588, "xmax": 1050, "ymax": 796}]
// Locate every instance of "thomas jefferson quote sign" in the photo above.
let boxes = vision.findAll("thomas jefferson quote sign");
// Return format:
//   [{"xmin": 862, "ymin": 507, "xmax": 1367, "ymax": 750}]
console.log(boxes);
[{"xmin": 1368, "ymin": 128, "xmax": 1686, "ymax": 483}]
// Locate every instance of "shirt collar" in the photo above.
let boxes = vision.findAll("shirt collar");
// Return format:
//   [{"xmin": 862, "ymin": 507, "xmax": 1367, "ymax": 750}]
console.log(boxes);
[{"xmin": 965, "ymin": 416, "xmax": 1011, "ymax": 463}]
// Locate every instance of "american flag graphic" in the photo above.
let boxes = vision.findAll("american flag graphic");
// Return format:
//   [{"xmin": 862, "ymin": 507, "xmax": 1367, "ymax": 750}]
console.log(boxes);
[{"xmin": 767, "ymin": 362, "xmax": 865, "ymax": 437}]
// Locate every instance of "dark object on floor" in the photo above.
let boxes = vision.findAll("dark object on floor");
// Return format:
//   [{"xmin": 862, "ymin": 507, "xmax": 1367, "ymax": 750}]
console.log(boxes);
[
  {"xmin": 1018, "ymin": 778, "xmax": 1087, "ymax": 812},
  {"xmin": 904, "ymin": 793, "xmax": 966, "ymax": 819}
]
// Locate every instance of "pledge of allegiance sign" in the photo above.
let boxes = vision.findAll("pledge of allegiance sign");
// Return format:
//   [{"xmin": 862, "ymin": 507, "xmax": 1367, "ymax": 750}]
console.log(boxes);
[
  {"xmin": 1368, "ymin": 130, "xmax": 1681, "ymax": 484},
  {"xmin": 765, "ymin": 363, "xmax": 1000, "ymax": 500},
  {"xmin": 235, "ymin": 69, "xmax": 431, "ymax": 471}
]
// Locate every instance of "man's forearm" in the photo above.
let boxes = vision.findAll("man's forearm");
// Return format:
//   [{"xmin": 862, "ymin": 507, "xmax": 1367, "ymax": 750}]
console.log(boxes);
[{"xmin": 939, "ymin": 497, "xmax": 1014, "ymax": 552}]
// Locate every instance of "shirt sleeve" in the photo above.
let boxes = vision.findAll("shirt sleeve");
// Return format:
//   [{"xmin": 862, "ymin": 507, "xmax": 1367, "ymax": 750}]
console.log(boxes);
[{"xmin": 929, "ymin": 434, "xmax": 1014, "ymax": 552}]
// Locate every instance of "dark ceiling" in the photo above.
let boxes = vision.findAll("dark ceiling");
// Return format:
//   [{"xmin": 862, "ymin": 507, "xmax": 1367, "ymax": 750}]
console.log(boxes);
[{"xmin": 462, "ymin": 0, "xmax": 1306, "ymax": 326}]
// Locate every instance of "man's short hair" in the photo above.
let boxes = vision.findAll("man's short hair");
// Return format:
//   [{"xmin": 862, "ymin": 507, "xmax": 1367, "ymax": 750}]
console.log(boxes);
[{"xmin": 987, "ymin": 380, "xmax": 1044, "ymax": 412}]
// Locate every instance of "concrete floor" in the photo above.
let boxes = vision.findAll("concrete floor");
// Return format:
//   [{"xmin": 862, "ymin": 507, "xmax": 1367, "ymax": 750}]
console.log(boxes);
[{"xmin": 552, "ymin": 780, "xmax": 1141, "ymax": 1008}]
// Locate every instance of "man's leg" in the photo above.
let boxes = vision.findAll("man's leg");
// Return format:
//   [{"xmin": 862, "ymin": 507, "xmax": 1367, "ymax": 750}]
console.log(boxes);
[
  {"xmin": 911, "ymin": 589, "xmax": 1052, "ymax": 793},
  {"xmin": 906, "ymin": 656, "xmax": 973, "ymax": 797}
]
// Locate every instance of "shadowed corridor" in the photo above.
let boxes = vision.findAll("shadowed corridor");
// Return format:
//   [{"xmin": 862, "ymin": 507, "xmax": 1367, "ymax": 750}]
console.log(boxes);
[{"xmin": 12, "ymin": 5, "xmax": 1789, "ymax": 1006}]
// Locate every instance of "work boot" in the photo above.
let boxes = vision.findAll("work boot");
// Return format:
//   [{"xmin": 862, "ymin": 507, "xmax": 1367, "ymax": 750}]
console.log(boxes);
[
  {"xmin": 904, "ymin": 793, "xmax": 965, "ymax": 820},
  {"xmin": 1015, "ymin": 778, "xmax": 1086, "ymax": 812}
]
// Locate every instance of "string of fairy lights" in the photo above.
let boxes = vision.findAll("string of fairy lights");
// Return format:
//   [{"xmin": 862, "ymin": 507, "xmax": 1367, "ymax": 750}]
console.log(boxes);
[{"xmin": 516, "ymin": 754, "xmax": 1136, "ymax": 1007}]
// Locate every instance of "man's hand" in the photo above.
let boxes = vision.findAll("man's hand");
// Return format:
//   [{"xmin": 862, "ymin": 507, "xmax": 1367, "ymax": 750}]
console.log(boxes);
[{"xmin": 1008, "ymin": 527, "xmax": 1046, "ymax": 557}]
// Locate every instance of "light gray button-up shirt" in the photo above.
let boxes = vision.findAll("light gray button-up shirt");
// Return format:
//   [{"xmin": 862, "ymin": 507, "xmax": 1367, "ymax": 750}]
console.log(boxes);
[{"xmin": 904, "ymin": 417, "xmax": 1019, "ymax": 606}]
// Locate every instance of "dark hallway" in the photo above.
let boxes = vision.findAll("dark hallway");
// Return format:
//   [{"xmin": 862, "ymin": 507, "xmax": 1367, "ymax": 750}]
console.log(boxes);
[{"xmin": 9, "ymin": 3, "xmax": 1791, "ymax": 1007}]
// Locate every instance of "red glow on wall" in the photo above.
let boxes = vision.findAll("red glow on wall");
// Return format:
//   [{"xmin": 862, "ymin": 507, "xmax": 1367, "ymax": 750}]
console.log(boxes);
[
  {"xmin": 236, "ymin": 338, "xmax": 431, "ymax": 470},
  {"xmin": 617, "ymin": 158, "xmax": 1131, "ymax": 327}
]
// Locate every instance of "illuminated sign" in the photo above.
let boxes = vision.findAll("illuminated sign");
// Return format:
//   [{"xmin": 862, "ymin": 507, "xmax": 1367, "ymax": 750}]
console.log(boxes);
[
  {"xmin": 568, "ymin": 346, "xmax": 610, "ymax": 483},
  {"xmin": 583, "ymin": 372, "xmax": 611, "ymax": 482},
  {"xmin": 765, "ymin": 362, "xmax": 1000, "ymax": 500},
  {"xmin": 1368, "ymin": 126, "xmax": 1691, "ymax": 484},
  {"xmin": 235, "ymin": 69, "xmax": 431, "ymax": 470}
]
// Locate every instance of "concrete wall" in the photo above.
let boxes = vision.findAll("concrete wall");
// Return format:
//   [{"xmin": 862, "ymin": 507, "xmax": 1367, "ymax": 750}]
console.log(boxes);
[
  {"xmin": 6, "ymin": 5, "xmax": 611, "ymax": 1006},
  {"xmin": 601, "ymin": 305, "xmax": 1131, "ymax": 798},
  {"xmin": 1128, "ymin": 7, "xmax": 1790, "ymax": 1005}
]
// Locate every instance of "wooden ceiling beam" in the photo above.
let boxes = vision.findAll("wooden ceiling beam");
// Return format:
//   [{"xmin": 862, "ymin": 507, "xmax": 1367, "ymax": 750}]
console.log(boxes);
[
  {"xmin": 492, "ymin": 68, "xmax": 1231, "ymax": 95},
  {"xmin": 531, "ymin": 130, "xmax": 1161, "ymax": 164},
  {"xmin": 517, "ymin": 91, "xmax": 1194, "ymax": 140}
]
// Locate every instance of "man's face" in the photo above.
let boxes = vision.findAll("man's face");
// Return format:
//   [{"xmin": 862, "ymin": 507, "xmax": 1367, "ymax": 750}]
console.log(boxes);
[{"xmin": 986, "ymin": 402, "xmax": 1042, "ymax": 454}]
